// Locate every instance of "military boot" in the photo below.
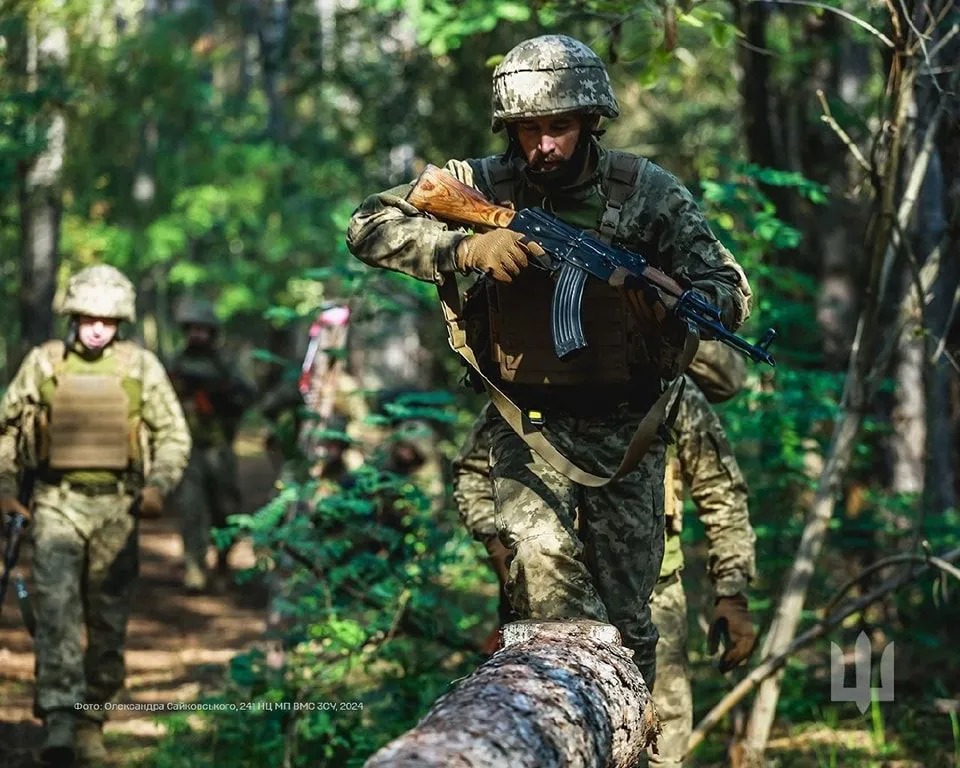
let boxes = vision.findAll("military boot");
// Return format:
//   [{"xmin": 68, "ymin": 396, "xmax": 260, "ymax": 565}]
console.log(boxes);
[
  {"xmin": 74, "ymin": 718, "xmax": 107, "ymax": 765},
  {"xmin": 41, "ymin": 711, "xmax": 76, "ymax": 765},
  {"xmin": 183, "ymin": 559, "xmax": 207, "ymax": 593}
]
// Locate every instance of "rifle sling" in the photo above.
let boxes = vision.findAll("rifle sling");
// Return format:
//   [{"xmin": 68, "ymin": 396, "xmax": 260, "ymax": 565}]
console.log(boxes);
[{"xmin": 437, "ymin": 277, "xmax": 684, "ymax": 487}]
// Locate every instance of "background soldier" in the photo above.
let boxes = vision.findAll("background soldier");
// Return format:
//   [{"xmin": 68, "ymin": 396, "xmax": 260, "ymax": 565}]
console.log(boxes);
[
  {"xmin": 0, "ymin": 264, "xmax": 190, "ymax": 765},
  {"xmin": 453, "ymin": 342, "xmax": 758, "ymax": 767},
  {"xmin": 347, "ymin": 34, "xmax": 753, "ymax": 685},
  {"xmin": 169, "ymin": 298, "xmax": 256, "ymax": 592},
  {"xmin": 649, "ymin": 342, "xmax": 757, "ymax": 768}
]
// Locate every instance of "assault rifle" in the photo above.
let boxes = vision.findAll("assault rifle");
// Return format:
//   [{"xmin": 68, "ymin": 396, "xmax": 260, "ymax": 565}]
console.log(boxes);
[
  {"xmin": 406, "ymin": 165, "xmax": 776, "ymax": 367},
  {"xmin": 1, "ymin": 472, "xmax": 36, "ymax": 636}
]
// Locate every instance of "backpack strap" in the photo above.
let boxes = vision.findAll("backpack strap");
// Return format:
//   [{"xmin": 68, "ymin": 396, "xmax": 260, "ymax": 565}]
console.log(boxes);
[
  {"xmin": 480, "ymin": 156, "xmax": 517, "ymax": 204},
  {"xmin": 436, "ymin": 277, "xmax": 683, "ymax": 487},
  {"xmin": 597, "ymin": 151, "xmax": 647, "ymax": 245}
]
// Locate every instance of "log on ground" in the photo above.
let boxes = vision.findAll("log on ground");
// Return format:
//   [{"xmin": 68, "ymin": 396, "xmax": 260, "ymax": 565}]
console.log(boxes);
[{"xmin": 364, "ymin": 620, "xmax": 660, "ymax": 768}]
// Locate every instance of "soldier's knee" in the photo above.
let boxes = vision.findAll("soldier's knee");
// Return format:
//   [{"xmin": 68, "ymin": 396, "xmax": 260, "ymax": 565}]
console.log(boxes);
[{"xmin": 511, "ymin": 529, "xmax": 582, "ymax": 574}]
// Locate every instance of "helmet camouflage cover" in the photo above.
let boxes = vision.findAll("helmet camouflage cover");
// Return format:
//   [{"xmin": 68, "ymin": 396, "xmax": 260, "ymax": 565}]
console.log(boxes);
[
  {"xmin": 175, "ymin": 297, "xmax": 220, "ymax": 327},
  {"xmin": 491, "ymin": 34, "xmax": 620, "ymax": 132},
  {"xmin": 57, "ymin": 264, "xmax": 137, "ymax": 322}
]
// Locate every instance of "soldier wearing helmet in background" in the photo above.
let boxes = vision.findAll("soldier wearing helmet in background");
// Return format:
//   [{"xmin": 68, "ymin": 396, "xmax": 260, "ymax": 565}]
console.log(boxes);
[
  {"xmin": 454, "ymin": 340, "xmax": 758, "ymax": 767},
  {"xmin": 347, "ymin": 34, "xmax": 753, "ymax": 688},
  {"xmin": 0, "ymin": 264, "xmax": 190, "ymax": 765},
  {"xmin": 169, "ymin": 297, "xmax": 256, "ymax": 592}
]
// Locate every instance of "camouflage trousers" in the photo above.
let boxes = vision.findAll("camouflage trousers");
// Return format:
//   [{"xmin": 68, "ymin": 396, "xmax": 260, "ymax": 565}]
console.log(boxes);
[
  {"xmin": 30, "ymin": 482, "xmax": 139, "ymax": 722},
  {"xmin": 487, "ymin": 407, "xmax": 667, "ymax": 686},
  {"xmin": 176, "ymin": 444, "xmax": 241, "ymax": 571},
  {"xmin": 648, "ymin": 569, "xmax": 692, "ymax": 768}
]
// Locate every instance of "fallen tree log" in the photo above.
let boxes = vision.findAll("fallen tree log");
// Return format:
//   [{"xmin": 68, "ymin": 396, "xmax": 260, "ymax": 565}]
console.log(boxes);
[{"xmin": 364, "ymin": 620, "xmax": 660, "ymax": 768}]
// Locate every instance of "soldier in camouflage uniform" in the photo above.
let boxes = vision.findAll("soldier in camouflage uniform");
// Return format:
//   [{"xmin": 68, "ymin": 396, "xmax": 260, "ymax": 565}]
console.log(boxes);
[
  {"xmin": 347, "ymin": 35, "xmax": 753, "ymax": 686},
  {"xmin": 0, "ymin": 265, "xmax": 190, "ymax": 765},
  {"xmin": 168, "ymin": 298, "xmax": 256, "ymax": 592},
  {"xmin": 453, "ymin": 342, "xmax": 758, "ymax": 766}
]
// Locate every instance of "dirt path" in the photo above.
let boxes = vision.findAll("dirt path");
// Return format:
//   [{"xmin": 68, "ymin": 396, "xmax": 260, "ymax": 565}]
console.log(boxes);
[{"xmin": 0, "ymin": 434, "xmax": 278, "ymax": 767}]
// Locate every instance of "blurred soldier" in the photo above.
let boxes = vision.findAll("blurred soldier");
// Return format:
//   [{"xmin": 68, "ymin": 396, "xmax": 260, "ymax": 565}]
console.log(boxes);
[
  {"xmin": 169, "ymin": 298, "xmax": 256, "ymax": 592},
  {"xmin": 0, "ymin": 264, "xmax": 190, "ymax": 765},
  {"xmin": 453, "ymin": 342, "xmax": 757, "ymax": 766},
  {"xmin": 348, "ymin": 34, "xmax": 752, "ymax": 685}
]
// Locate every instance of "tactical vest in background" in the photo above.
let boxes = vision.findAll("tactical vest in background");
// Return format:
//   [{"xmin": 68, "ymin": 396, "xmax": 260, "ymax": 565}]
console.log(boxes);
[
  {"xmin": 33, "ymin": 340, "xmax": 146, "ymax": 487},
  {"xmin": 476, "ymin": 151, "xmax": 656, "ymax": 388},
  {"xmin": 169, "ymin": 350, "xmax": 242, "ymax": 447}
]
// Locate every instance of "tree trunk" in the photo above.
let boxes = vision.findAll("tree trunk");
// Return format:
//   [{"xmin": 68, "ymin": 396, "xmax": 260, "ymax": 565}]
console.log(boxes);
[
  {"xmin": 741, "ymin": 20, "xmax": 950, "ymax": 753},
  {"xmin": 364, "ymin": 621, "xmax": 659, "ymax": 768},
  {"xmin": 16, "ymin": 9, "xmax": 68, "ymax": 357},
  {"xmin": 255, "ymin": 0, "xmax": 289, "ymax": 143}
]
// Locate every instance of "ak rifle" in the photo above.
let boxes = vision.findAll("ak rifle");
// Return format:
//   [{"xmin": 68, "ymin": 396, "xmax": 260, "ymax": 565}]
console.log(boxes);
[{"xmin": 406, "ymin": 164, "xmax": 776, "ymax": 367}]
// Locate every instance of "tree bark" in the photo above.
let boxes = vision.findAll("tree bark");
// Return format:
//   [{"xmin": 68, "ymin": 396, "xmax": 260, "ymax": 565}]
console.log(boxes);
[
  {"xmin": 16, "ymin": 8, "xmax": 67, "ymax": 357},
  {"xmin": 364, "ymin": 621, "xmax": 659, "ymax": 768}
]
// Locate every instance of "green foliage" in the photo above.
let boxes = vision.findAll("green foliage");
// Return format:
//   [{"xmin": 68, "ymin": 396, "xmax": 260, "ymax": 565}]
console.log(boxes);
[{"xmin": 152, "ymin": 418, "xmax": 495, "ymax": 766}]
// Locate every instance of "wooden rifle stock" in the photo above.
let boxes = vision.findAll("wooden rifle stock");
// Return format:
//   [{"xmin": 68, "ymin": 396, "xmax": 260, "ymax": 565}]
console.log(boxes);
[
  {"xmin": 408, "ymin": 165, "xmax": 686, "ymax": 308},
  {"xmin": 406, "ymin": 165, "xmax": 516, "ymax": 230}
]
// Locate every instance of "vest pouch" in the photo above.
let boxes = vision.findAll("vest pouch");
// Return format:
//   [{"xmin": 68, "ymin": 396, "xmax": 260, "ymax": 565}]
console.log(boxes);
[
  {"xmin": 48, "ymin": 374, "xmax": 131, "ymax": 470},
  {"xmin": 489, "ymin": 269, "xmax": 633, "ymax": 386}
]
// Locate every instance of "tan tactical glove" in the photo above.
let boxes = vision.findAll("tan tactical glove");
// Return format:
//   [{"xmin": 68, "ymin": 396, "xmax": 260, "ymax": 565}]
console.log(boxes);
[
  {"xmin": 708, "ymin": 593, "xmax": 757, "ymax": 672},
  {"xmin": 455, "ymin": 229, "xmax": 546, "ymax": 283},
  {"xmin": 0, "ymin": 496, "xmax": 30, "ymax": 523},
  {"xmin": 138, "ymin": 486, "xmax": 165, "ymax": 519}
]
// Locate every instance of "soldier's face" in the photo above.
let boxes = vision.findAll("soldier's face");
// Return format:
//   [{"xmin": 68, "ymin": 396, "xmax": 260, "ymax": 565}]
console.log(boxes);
[
  {"xmin": 514, "ymin": 113, "xmax": 583, "ymax": 171},
  {"xmin": 76, "ymin": 316, "xmax": 119, "ymax": 350}
]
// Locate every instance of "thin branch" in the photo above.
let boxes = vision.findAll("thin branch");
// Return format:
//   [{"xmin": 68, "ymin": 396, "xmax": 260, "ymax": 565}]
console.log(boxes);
[
  {"xmin": 883, "ymin": 0, "xmax": 903, "ymax": 42},
  {"xmin": 749, "ymin": 0, "xmax": 895, "ymax": 48},
  {"xmin": 823, "ymin": 551, "xmax": 960, "ymax": 616},
  {"xmin": 816, "ymin": 89, "xmax": 872, "ymax": 174},
  {"xmin": 900, "ymin": 0, "xmax": 934, "ymax": 62},
  {"xmin": 687, "ymin": 546, "xmax": 960, "ymax": 755},
  {"xmin": 927, "ymin": 23, "xmax": 960, "ymax": 63}
]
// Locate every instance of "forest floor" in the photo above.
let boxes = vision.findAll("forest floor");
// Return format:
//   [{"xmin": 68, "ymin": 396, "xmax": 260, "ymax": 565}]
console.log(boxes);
[
  {"xmin": 1, "ymin": 429, "xmax": 955, "ymax": 766},
  {"xmin": 0, "ymin": 430, "xmax": 277, "ymax": 768}
]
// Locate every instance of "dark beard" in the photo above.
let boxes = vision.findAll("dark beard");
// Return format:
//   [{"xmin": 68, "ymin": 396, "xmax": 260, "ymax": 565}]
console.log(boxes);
[{"xmin": 522, "ymin": 133, "xmax": 594, "ymax": 191}]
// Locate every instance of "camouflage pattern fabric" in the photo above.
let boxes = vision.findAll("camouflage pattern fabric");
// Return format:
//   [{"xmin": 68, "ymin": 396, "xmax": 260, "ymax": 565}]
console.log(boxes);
[
  {"xmin": 452, "ymin": 402, "xmax": 497, "ymax": 540},
  {"xmin": 0, "ymin": 337, "xmax": 188, "ymax": 727},
  {"xmin": 661, "ymin": 377, "xmax": 755, "ymax": 596},
  {"xmin": 486, "ymin": 405, "xmax": 667, "ymax": 686},
  {"xmin": 491, "ymin": 35, "xmax": 619, "ymax": 131},
  {"xmin": 0, "ymin": 343, "xmax": 191, "ymax": 500},
  {"xmin": 685, "ymin": 340, "xmax": 747, "ymax": 405},
  {"xmin": 347, "ymin": 147, "xmax": 751, "ymax": 333},
  {"xmin": 347, "ymin": 63, "xmax": 752, "ymax": 690},
  {"xmin": 176, "ymin": 444, "xmax": 242, "ymax": 573},
  {"xmin": 56, "ymin": 264, "xmax": 137, "ymax": 323},
  {"xmin": 648, "ymin": 573, "xmax": 691, "ymax": 768},
  {"xmin": 454, "ymin": 380, "xmax": 755, "ymax": 765},
  {"xmin": 30, "ymin": 483, "xmax": 139, "ymax": 721}
]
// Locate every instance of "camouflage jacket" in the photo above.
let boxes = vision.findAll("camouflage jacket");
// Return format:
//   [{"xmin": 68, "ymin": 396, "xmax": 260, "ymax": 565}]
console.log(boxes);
[
  {"xmin": 0, "ymin": 340, "xmax": 191, "ymax": 498},
  {"xmin": 662, "ymin": 376, "xmax": 755, "ymax": 596},
  {"xmin": 346, "ymin": 145, "xmax": 752, "ymax": 333}
]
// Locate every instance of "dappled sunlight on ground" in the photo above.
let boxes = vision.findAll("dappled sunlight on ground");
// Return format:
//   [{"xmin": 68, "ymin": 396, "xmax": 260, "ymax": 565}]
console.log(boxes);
[{"xmin": 0, "ymin": 440, "xmax": 276, "ymax": 767}]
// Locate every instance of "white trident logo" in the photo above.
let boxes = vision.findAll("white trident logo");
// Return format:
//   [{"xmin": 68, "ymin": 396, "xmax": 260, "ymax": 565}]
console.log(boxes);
[{"xmin": 830, "ymin": 631, "xmax": 895, "ymax": 714}]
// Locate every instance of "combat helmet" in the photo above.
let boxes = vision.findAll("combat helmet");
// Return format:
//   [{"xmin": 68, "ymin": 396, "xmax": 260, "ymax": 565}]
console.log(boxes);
[
  {"xmin": 56, "ymin": 264, "xmax": 137, "ymax": 323},
  {"xmin": 491, "ymin": 35, "xmax": 620, "ymax": 132},
  {"xmin": 175, "ymin": 297, "xmax": 220, "ymax": 328}
]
